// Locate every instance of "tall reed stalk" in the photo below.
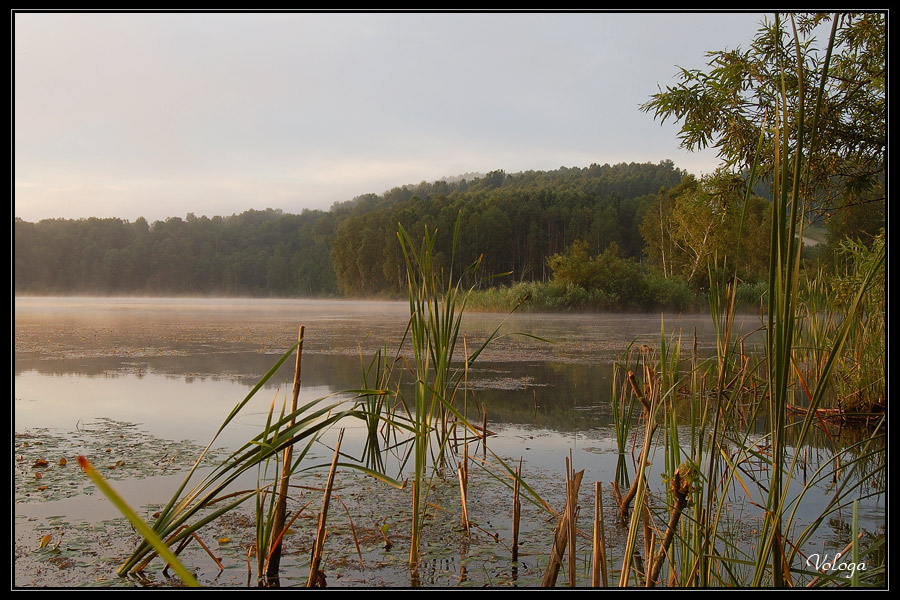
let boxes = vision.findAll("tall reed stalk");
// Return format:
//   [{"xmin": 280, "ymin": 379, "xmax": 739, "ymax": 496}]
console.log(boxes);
[
  {"xmin": 266, "ymin": 325, "xmax": 305, "ymax": 581},
  {"xmin": 398, "ymin": 219, "xmax": 468, "ymax": 569},
  {"xmin": 743, "ymin": 14, "xmax": 884, "ymax": 586},
  {"xmin": 395, "ymin": 214, "xmax": 533, "ymax": 571},
  {"xmin": 619, "ymin": 16, "xmax": 883, "ymax": 587}
]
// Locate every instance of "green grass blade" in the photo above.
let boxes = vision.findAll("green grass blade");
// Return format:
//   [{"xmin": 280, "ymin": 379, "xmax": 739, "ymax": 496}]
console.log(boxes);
[{"xmin": 78, "ymin": 456, "xmax": 200, "ymax": 587}]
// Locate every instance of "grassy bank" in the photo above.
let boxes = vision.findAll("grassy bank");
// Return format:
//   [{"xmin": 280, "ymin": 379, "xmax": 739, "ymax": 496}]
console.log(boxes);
[{"xmin": 466, "ymin": 278, "xmax": 769, "ymax": 314}]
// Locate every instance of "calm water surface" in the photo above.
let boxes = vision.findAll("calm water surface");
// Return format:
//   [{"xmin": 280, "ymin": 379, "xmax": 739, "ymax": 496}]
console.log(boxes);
[
  {"xmin": 13, "ymin": 297, "xmax": 882, "ymax": 587},
  {"xmin": 16, "ymin": 296, "xmax": 761, "ymax": 449}
]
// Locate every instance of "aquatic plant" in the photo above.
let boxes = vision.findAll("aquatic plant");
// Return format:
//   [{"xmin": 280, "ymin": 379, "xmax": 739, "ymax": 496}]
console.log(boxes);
[
  {"xmin": 77, "ymin": 456, "xmax": 200, "ymax": 587},
  {"xmin": 114, "ymin": 340, "xmax": 393, "ymax": 581},
  {"xmin": 396, "ymin": 215, "xmax": 506, "ymax": 570},
  {"xmin": 623, "ymin": 14, "xmax": 886, "ymax": 588},
  {"xmin": 751, "ymin": 14, "xmax": 884, "ymax": 587},
  {"xmin": 590, "ymin": 15, "xmax": 885, "ymax": 588}
]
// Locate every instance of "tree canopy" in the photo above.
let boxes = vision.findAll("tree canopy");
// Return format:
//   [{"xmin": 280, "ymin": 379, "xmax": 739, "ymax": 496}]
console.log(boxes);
[
  {"xmin": 641, "ymin": 13, "xmax": 885, "ymax": 212},
  {"xmin": 15, "ymin": 162, "xmax": 689, "ymax": 299}
]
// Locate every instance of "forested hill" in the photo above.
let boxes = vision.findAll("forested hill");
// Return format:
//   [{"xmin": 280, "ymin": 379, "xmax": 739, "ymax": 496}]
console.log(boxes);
[{"xmin": 15, "ymin": 161, "xmax": 688, "ymax": 297}]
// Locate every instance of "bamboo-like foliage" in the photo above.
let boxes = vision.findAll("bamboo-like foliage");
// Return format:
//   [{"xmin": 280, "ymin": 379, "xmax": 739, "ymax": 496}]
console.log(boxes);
[
  {"xmin": 751, "ymin": 14, "xmax": 884, "ymax": 587},
  {"xmin": 610, "ymin": 16, "xmax": 884, "ymax": 586},
  {"xmin": 652, "ymin": 13, "xmax": 885, "ymax": 588}
]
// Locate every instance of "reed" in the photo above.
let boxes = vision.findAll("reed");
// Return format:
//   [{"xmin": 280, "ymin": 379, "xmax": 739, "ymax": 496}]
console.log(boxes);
[
  {"xmin": 397, "ymin": 217, "xmax": 472, "ymax": 570},
  {"xmin": 78, "ymin": 456, "xmax": 200, "ymax": 587},
  {"xmin": 357, "ymin": 343, "xmax": 405, "ymax": 474},
  {"xmin": 265, "ymin": 325, "xmax": 305, "ymax": 581},
  {"xmin": 307, "ymin": 429, "xmax": 344, "ymax": 587},
  {"xmin": 631, "ymin": 14, "xmax": 886, "ymax": 588},
  {"xmin": 396, "ymin": 213, "xmax": 533, "ymax": 571},
  {"xmin": 114, "ymin": 337, "xmax": 399, "ymax": 581},
  {"xmin": 394, "ymin": 213, "xmax": 555, "ymax": 574},
  {"xmin": 750, "ymin": 14, "xmax": 884, "ymax": 587}
]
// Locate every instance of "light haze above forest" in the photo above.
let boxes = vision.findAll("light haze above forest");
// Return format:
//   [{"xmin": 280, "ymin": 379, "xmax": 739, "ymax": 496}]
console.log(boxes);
[{"xmin": 14, "ymin": 12, "xmax": 769, "ymax": 223}]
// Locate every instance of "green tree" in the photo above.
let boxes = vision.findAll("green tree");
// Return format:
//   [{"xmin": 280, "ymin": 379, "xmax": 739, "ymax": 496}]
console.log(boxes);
[
  {"xmin": 641, "ymin": 174, "xmax": 771, "ymax": 289},
  {"xmin": 641, "ymin": 13, "xmax": 885, "ymax": 212}
]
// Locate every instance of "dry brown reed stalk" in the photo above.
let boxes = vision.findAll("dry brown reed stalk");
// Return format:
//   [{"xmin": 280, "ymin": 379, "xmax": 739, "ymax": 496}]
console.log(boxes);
[
  {"xmin": 134, "ymin": 524, "xmax": 220, "ymax": 575},
  {"xmin": 567, "ymin": 456, "xmax": 577, "ymax": 587},
  {"xmin": 307, "ymin": 428, "xmax": 344, "ymax": 588},
  {"xmin": 266, "ymin": 325, "xmax": 304, "ymax": 581},
  {"xmin": 153, "ymin": 526, "xmax": 223, "ymax": 577},
  {"xmin": 592, "ymin": 481, "xmax": 609, "ymax": 587},
  {"xmin": 541, "ymin": 465, "xmax": 584, "ymax": 587},
  {"xmin": 647, "ymin": 462, "xmax": 694, "ymax": 587},
  {"xmin": 188, "ymin": 532, "xmax": 224, "ymax": 572},
  {"xmin": 512, "ymin": 459, "xmax": 522, "ymax": 564},
  {"xmin": 482, "ymin": 402, "xmax": 488, "ymax": 459},
  {"xmin": 611, "ymin": 482, "xmax": 623, "ymax": 516},
  {"xmin": 633, "ymin": 545, "xmax": 647, "ymax": 586},
  {"xmin": 641, "ymin": 491, "xmax": 653, "ymax": 581},
  {"xmin": 618, "ymin": 370, "xmax": 658, "ymax": 518},
  {"xmin": 566, "ymin": 460, "xmax": 578, "ymax": 587},
  {"xmin": 335, "ymin": 496, "xmax": 365, "ymax": 569},
  {"xmin": 457, "ymin": 461, "xmax": 470, "ymax": 534},
  {"xmin": 592, "ymin": 482, "xmax": 601, "ymax": 587},
  {"xmin": 263, "ymin": 496, "xmax": 316, "ymax": 576}
]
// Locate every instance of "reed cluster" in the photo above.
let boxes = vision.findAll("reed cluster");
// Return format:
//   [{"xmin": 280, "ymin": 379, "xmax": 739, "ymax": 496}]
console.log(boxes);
[{"xmin": 84, "ymin": 13, "xmax": 883, "ymax": 589}]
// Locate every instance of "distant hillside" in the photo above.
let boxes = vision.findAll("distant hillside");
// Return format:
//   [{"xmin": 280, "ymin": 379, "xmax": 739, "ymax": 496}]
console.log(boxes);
[{"xmin": 16, "ymin": 160, "xmax": 688, "ymax": 298}]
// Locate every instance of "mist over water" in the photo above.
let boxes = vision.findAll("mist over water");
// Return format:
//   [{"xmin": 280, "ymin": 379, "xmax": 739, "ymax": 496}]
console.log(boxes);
[
  {"xmin": 14, "ymin": 297, "xmax": 878, "ymax": 586},
  {"xmin": 13, "ymin": 296, "xmax": 771, "ymax": 469}
]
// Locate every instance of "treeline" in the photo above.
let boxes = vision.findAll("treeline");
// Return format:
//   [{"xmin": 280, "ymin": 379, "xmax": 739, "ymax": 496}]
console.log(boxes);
[
  {"xmin": 16, "ymin": 161, "xmax": 692, "ymax": 300},
  {"xmin": 14, "ymin": 209, "xmax": 339, "ymax": 296},
  {"xmin": 331, "ymin": 161, "xmax": 688, "ymax": 295}
]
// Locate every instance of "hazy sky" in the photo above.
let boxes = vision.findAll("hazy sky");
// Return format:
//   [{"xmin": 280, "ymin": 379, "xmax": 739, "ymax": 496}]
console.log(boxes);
[{"xmin": 15, "ymin": 12, "xmax": 774, "ymax": 223}]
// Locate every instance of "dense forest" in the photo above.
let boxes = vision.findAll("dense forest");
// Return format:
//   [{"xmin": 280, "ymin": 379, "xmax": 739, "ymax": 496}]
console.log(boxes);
[
  {"xmin": 15, "ymin": 208, "xmax": 339, "ymax": 297},
  {"xmin": 13, "ymin": 158, "xmax": 883, "ymax": 311},
  {"xmin": 12, "ymin": 161, "xmax": 679, "ymax": 296}
]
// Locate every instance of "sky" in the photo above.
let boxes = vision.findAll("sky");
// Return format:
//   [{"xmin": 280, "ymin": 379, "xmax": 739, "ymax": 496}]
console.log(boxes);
[{"xmin": 15, "ymin": 11, "xmax": 776, "ymax": 223}]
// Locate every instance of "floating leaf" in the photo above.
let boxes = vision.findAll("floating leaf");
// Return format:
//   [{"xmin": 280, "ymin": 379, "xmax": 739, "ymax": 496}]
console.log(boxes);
[
  {"xmin": 58, "ymin": 458, "xmax": 67, "ymax": 466},
  {"xmin": 218, "ymin": 537, "xmax": 231, "ymax": 544},
  {"xmin": 35, "ymin": 472, "xmax": 42, "ymax": 480},
  {"xmin": 33, "ymin": 459, "xmax": 49, "ymax": 468}
]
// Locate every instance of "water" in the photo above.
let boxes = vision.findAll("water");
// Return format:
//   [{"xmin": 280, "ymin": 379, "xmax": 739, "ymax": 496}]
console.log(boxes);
[
  {"xmin": 14, "ymin": 296, "xmax": 758, "ymax": 480},
  {"xmin": 13, "ymin": 297, "xmax": 883, "ymax": 587}
]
